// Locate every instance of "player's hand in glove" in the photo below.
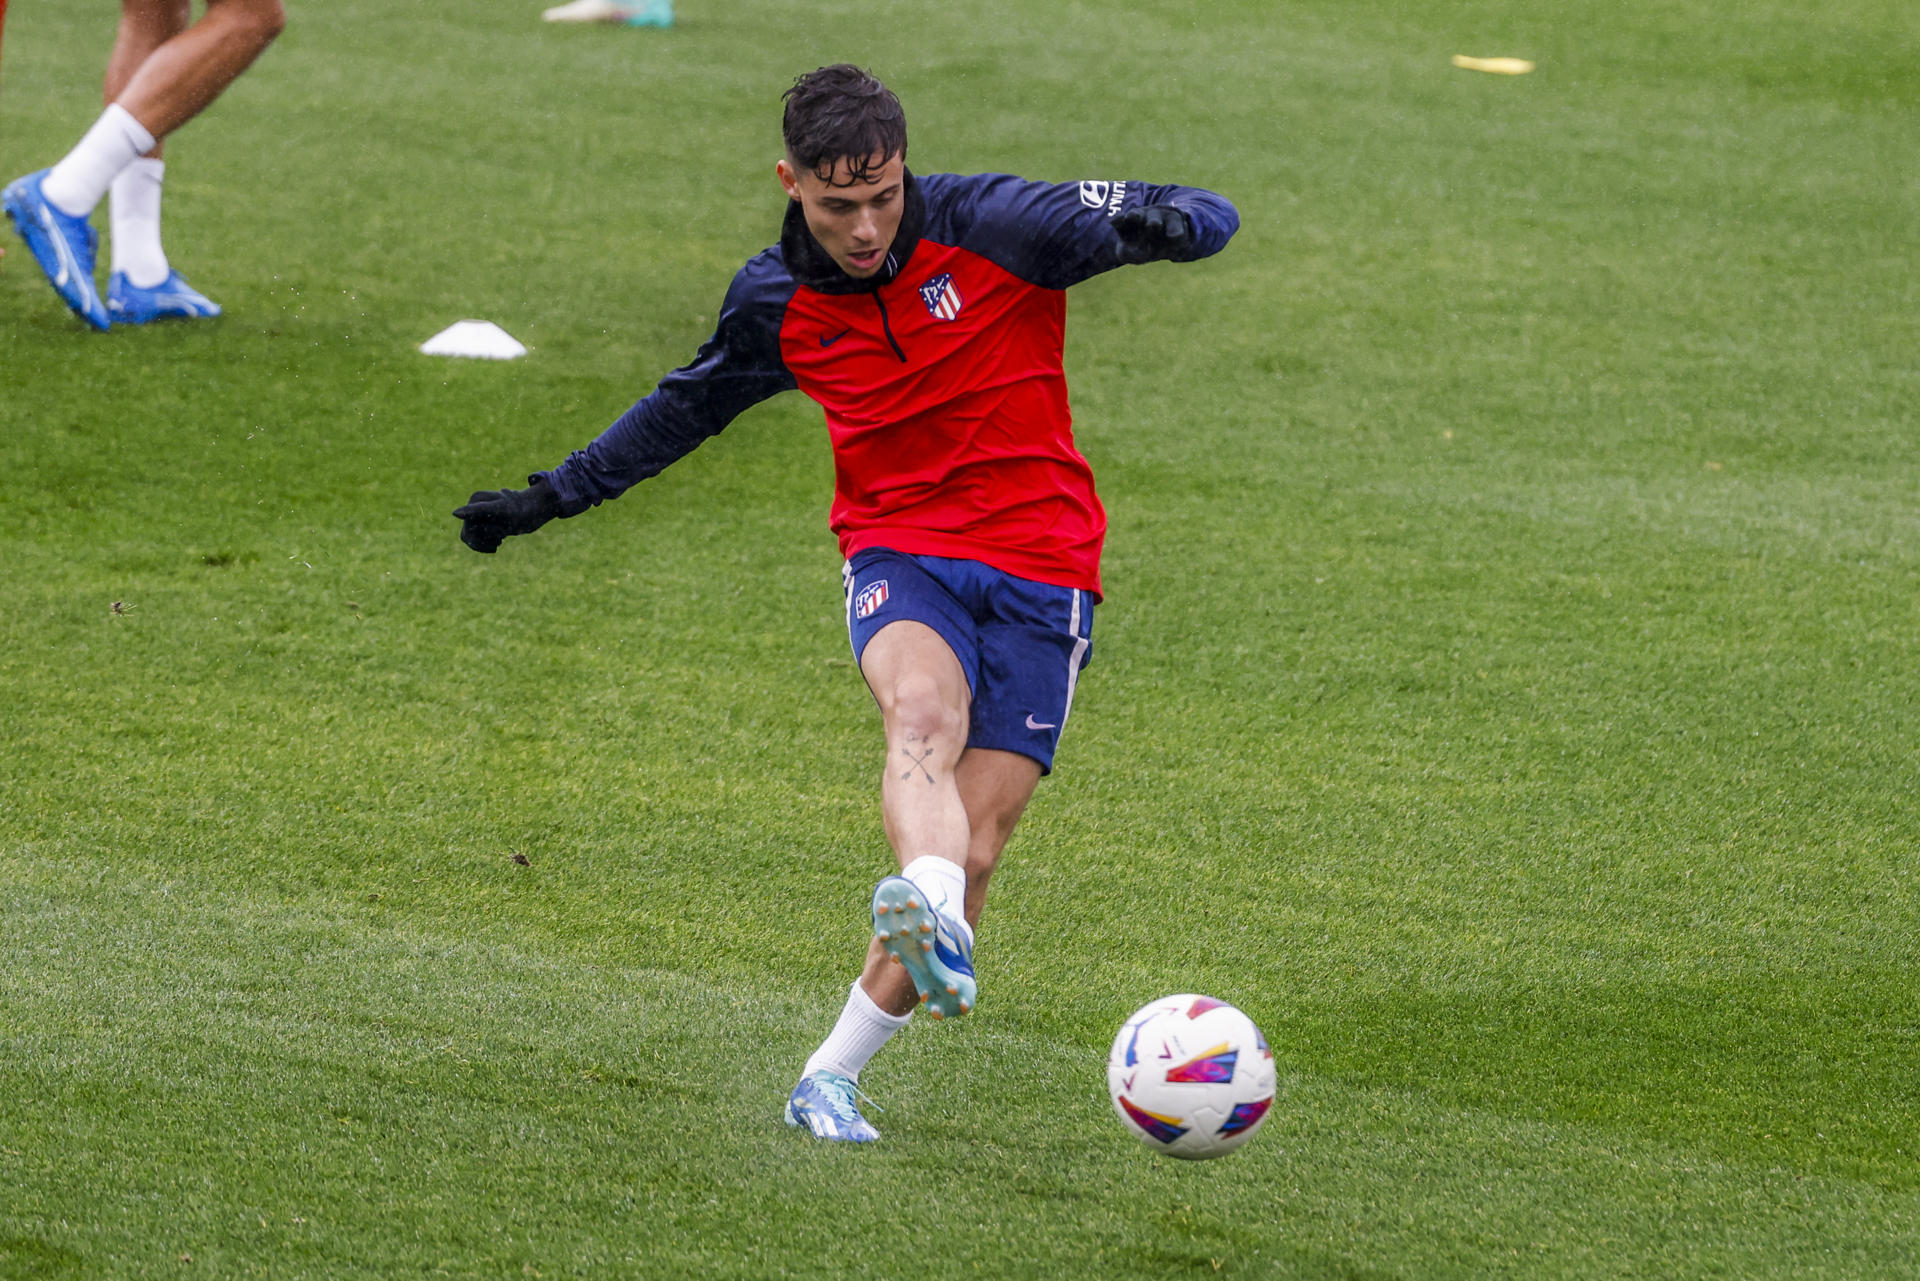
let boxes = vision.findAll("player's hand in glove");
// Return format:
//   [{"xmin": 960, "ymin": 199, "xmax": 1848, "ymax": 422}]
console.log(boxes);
[
  {"xmin": 453, "ymin": 476, "xmax": 564, "ymax": 553},
  {"xmin": 1113, "ymin": 204, "xmax": 1195, "ymax": 264}
]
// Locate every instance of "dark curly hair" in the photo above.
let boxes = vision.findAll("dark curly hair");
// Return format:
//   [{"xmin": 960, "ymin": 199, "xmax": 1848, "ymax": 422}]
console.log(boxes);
[{"xmin": 782, "ymin": 65, "xmax": 907, "ymax": 186}]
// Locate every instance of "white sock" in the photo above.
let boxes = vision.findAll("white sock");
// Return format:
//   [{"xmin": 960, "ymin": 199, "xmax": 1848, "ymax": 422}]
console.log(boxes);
[
  {"xmin": 802, "ymin": 980, "xmax": 911, "ymax": 1082},
  {"xmin": 42, "ymin": 104, "xmax": 156, "ymax": 217},
  {"xmin": 110, "ymin": 158, "xmax": 171, "ymax": 288},
  {"xmin": 901, "ymin": 854, "xmax": 971, "ymax": 944}
]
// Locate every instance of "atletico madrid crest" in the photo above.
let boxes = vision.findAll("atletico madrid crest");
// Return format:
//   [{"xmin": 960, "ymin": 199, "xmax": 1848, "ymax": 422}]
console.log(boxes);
[
  {"xmin": 854, "ymin": 580, "xmax": 890, "ymax": 620},
  {"xmin": 918, "ymin": 272, "xmax": 963, "ymax": 321}
]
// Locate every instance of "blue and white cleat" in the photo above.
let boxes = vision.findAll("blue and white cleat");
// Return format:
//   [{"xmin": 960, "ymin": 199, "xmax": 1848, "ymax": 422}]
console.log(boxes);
[
  {"xmin": 540, "ymin": 0, "xmax": 671, "ymax": 23},
  {"xmin": 620, "ymin": 0, "xmax": 673, "ymax": 25},
  {"xmin": 108, "ymin": 270, "xmax": 223, "ymax": 324},
  {"xmin": 873, "ymin": 875, "xmax": 976, "ymax": 1020},
  {"xmin": 785, "ymin": 1070, "xmax": 880, "ymax": 1142},
  {"xmin": 2, "ymin": 169, "xmax": 109, "ymax": 331}
]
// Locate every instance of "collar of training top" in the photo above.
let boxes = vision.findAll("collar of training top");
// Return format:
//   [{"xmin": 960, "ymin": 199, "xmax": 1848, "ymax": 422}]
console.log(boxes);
[{"xmin": 779, "ymin": 167, "xmax": 925, "ymax": 295}]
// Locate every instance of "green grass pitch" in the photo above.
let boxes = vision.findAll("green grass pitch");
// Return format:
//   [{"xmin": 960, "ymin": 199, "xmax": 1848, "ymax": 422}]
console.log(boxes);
[{"xmin": 3, "ymin": 0, "xmax": 1917, "ymax": 1276}]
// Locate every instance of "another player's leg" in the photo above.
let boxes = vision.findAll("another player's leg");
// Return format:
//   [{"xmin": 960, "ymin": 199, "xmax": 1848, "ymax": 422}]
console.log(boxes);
[
  {"xmin": 4, "ymin": 0, "xmax": 279, "ymax": 327},
  {"xmin": 111, "ymin": 0, "xmax": 284, "ymax": 142},
  {"xmin": 103, "ymin": 0, "xmax": 219, "ymax": 323}
]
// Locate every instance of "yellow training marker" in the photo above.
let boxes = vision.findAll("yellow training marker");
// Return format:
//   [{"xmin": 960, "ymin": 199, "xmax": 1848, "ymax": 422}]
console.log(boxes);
[{"xmin": 1452, "ymin": 54, "xmax": 1535, "ymax": 75}]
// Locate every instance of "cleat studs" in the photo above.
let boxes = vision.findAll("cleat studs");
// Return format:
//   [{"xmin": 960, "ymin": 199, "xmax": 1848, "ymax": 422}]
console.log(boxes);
[
  {"xmin": 921, "ymin": 941, "xmax": 933, "ymax": 952},
  {"xmin": 877, "ymin": 930, "xmax": 891, "ymax": 941},
  {"xmin": 906, "ymin": 898, "xmax": 919, "ymax": 909},
  {"xmin": 959, "ymin": 1002, "xmax": 971, "ymax": 1014},
  {"xmin": 928, "ymin": 1008, "xmax": 944, "ymax": 1020},
  {"xmin": 945, "ymin": 984, "xmax": 958, "ymax": 995},
  {"xmin": 919, "ymin": 922, "xmax": 933, "ymax": 933},
  {"xmin": 876, "ymin": 904, "xmax": 890, "ymax": 915}
]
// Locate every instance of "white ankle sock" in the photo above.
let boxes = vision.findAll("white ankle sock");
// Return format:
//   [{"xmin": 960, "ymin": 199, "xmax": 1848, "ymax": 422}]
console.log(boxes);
[
  {"xmin": 901, "ymin": 854, "xmax": 970, "ymax": 942},
  {"xmin": 42, "ymin": 104, "xmax": 156, "ymax": 217},
  {"xmin": 802, "ymin": 980, "xmax": 911, "ymax": 1082},
  {"xmin": 110, "ymin": 158, "xmax": 170, "ymax": 288}
]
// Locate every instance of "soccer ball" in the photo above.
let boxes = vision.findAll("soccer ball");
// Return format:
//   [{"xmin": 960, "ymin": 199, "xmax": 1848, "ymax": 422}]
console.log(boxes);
[{"xmin": 1107, "ymin": 994, "xmax": 1275, "ymax": 1160}]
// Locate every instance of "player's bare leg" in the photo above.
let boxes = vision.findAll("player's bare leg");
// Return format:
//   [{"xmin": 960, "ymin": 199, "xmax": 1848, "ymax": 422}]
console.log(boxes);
[
  {"xmin": 114, "ymin": 0, "xmax": 284, "ymax": 142},
  {"xmin": 99, "ymin": 0, "xmax": 192, "ymax": 315},
  {"xmin": 862, "ymin": 619, "xmax": 972, "ymax": 873},
  {"xmin": 6, "ymin": 0, "xmax": 280, "ymax": 327},
  {"xmin": 791, "ymin": 741, "xmax": 1042, "ymax": 1139},
  {"xmin": 855, "ymin": 619, "xmax": 978, "ymax": 1018},
  {"xmin": 858, "ymin": 746, "xmax": 1041, "ymax": 1014},
  {"xmin": 787, "ymin": 619, "xmax": 972, "ymax": 1139},
  {"xmin": 107, "ymin": 0, "xmax": 193, "ymax": 139}
]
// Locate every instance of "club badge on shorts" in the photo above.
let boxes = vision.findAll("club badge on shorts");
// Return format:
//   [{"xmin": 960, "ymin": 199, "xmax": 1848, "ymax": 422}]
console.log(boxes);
[
  {"xmin": 919, "ymin": 273, "xmax": 963, "ymax": 321},
  {"xmin": 854, "ymin": 580, "xmax": 890, "ymax": 620}
]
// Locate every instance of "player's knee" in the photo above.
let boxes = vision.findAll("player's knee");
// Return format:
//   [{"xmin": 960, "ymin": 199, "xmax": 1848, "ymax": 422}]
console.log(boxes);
[{"xmin": 884, "ymin": 672, "xmax": 966, "ymax": 749}]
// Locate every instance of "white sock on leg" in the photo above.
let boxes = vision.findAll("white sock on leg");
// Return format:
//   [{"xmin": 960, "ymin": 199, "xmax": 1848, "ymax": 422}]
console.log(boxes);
[
  {"xmin": 901, "ymin": 854, "xmax": 971, "ymax": 943},
  {"xmin": 110, "ymin": 158, "xmax": 171, "ymax": 288},
  {"xmin": 42, "ymin": 104, "xmax": 156, "ymax": 218},
  {"xmin": 802, "ymin": 980, "xmax": 911, "ymax": 1082}
]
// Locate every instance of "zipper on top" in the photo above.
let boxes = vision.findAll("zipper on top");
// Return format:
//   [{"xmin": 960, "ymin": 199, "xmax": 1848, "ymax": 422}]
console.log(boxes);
[{"xmin": 871, "ymin": 291, "xmax": 907, "ymax": 363}]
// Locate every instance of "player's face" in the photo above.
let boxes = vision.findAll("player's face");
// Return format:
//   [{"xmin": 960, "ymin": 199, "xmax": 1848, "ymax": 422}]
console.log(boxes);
[{"xmin": 777, "ymin": 152, "xmax": 907, "ymax": 278}]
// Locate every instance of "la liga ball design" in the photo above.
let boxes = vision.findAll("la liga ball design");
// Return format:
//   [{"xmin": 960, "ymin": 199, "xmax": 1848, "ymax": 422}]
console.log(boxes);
[{"xmin": 1107, "ymin": 995, "xmax": 1276, "ymax": 1159}]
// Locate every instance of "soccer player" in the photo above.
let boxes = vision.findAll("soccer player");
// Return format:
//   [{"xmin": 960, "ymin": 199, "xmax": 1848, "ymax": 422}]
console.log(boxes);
[
  {"xmin": 2, "ymin": 0, "xmax": 285, "ymax": 330},
  {"xmin": 454, "ymin": 64, "xmax": 1238, "ymax": 1142}
]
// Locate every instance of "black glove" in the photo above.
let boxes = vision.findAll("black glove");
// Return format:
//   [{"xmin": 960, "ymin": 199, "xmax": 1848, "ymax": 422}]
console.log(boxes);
[
  {"xmin": 1113, "ymin": 204, "xmax": 1195, "ymax": 264},
  {"xmin": 452, "ymin": 476, "xmax": 564, "ymax": 553}
]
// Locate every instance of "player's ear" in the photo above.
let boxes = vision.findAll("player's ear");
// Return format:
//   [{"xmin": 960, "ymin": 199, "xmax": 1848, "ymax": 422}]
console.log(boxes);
[{"xmin": 776, "ymin": 158, "xmax": 803, "ymax": 202}]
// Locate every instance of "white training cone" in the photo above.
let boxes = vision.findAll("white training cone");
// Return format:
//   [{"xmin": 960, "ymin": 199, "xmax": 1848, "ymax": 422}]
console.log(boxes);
[{"xmin": 420, "ymin": 320, "xmax": 527, "ymax": 360}]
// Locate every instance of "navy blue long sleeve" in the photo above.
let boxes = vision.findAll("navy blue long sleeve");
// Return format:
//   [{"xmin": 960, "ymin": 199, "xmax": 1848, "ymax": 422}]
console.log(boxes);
[
  {"xmin": 537, "ymin": 251, "xmax": 798, "ymax": 515},
  {"xmin": 924, "ymin": 172, "xmax": 1240, "ymax": 291}
]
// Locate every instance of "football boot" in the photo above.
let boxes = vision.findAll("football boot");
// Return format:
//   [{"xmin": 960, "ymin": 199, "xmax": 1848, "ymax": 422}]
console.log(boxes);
[
  {"xmin": 3, "ymin": 170, "xmax": 109, "ymax": 331},
  {"xmin": 107, "ymin": 270, "xmax": 222, "ymax": 324},
  {"xmin": 872, "ymin": 875, "xmax": 976, "ymax": 1020},
  {"xmin": 784, "ymin": 1070, "xmax": 880, "ymax": 1142}
]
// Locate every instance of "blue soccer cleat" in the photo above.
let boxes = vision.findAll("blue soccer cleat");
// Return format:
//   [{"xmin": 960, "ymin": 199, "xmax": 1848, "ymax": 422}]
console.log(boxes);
[
  {"xmin": 621, "ymin": 0, "xmax": 673, "ymax": 25},
  {"xmin": 108, "ymin": 270, "xmax": 223, "ymax": 324},
  {"xmin": 540, "ymin": 0, "xmax": 671, "ymax": 23},
  {"xmin": 2, "ymin": 169, "xmax": 109, "ymax": 331},
  {"xmin": 785, "ymin": 1070, "xmax": 880, "ymax": 1142},
  {"xmin": 873, "ymin": 875, "xmax": 975, "ymax": 1020}
]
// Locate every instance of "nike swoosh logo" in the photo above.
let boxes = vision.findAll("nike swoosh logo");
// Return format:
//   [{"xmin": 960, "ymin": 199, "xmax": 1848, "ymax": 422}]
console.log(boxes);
[
  {"xmin": 1025, "ymin": 715, "xmax": 1057, "ymax": 730},
  {"xmin": 819, "ymin": 328, "xmax": 851, "ymax": 348}
]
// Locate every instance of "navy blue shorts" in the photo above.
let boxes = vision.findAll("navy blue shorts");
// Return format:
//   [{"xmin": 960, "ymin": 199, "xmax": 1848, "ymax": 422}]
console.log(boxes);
[{"xmin": 844, "ymin": 548, "xmax": 1094, "ymax": 774}]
